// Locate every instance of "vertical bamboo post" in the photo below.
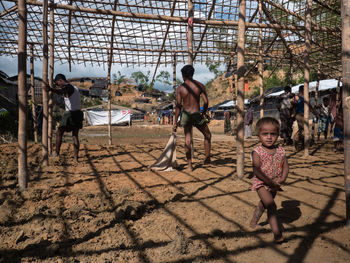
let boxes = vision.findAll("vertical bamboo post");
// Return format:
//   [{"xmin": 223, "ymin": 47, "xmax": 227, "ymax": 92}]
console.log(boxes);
[
  {"xmin": 30, "ymin": 44, "xmax": 38, "ymax": 143},
  {"xmin": 236, "ymin": 0, "xmax": 246, "ymax": 178},
  {"xmin": 229, "ymin": 53, "xmax": 235, "ymax": 134},
  {"xmin": 233, "ymin": 71, "xmax": 238, "ymax": 135},
  {"xmin": 48, "ymin": 0, "xmax": 54, "ymax": 155},
  {"xmin": 18, "ymin": 0, "xmax": 28, "ymax": 190},
  {"xmin": 303, "ymin": 0, "xmax": 312, "ymax": 157},
  {"xmin": 289, "ymin": 56, "xmax": 293, "ymax": 86},
  {"xmin": 187, "ymin": 0, "xmax": 194, "ymax": 65},
  {"xmin": 341, "ymin": 0, "xmax": 350, "ymax": 226},
  {"xmin": 258, "ymin": 0, "xmax": 264, "ymax": 118},
  {"xmin": 313, "ymin": 78, "xmax": 319, "ymax": 141},
  {"xmin": 107, "ymin": 1, "xmax": 118, "ymax": 144},
  {"xmin": 107, "ymin": 49, "xmax": 112, "ymax": 145},
  {"xmin": 173, "ymin": 52, "xmax": 177, "ymax": 126},
  {"xmin": 41, "ymin": 0, "xmax": 49, "ymax": 165}
]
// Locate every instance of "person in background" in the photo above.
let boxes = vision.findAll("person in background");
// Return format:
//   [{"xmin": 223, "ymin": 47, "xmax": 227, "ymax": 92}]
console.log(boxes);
[
  {"xmin": 47, "ymin": 74, "xmax": 83, "ymax": 162},
  {"xmin": 173, "ymin": 65, "xmax": 211, "ymax": 171},
  {"xmin": 244, "ymin": 103, "xmax": 253, "ymax": 139},
  {"xmin": 333, "ymin": 89, "xmax": 343, "ymax": 152},
  {"xmin": 278, "ymin": 86, "xmax": 294, "ymax": 145},
  {"xmin": 224, "ymin": 111, "xmax": 231, "ymax": 134}
]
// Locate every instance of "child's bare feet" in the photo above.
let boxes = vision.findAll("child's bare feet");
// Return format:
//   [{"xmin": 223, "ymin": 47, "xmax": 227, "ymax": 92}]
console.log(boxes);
[{"xmin": 249, "ymin": 206, "xmax": 264, "ymax": 228}]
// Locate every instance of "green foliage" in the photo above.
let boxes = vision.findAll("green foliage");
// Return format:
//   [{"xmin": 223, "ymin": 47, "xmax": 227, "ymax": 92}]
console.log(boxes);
[
  {"xmin": 113, "ymin": 71, "xmax": 126, "ymax": 86},
  {"xmin": 205, "ymin": 60, "xmax": 223, "ymax": 78},
  {"xmin": 155, "ymin": 71, "xmax": 171, "ymax": 86},
  {"xmin": 131, "ymin": 71, "xmax": 150, "ymax": 86},
  {"xmin": 263, "ymin": 72, "xmax": 286, "ymax": 91},
  {"xmin": 167, "ymin": 92, "xmax": 174, "ymax": 101}
]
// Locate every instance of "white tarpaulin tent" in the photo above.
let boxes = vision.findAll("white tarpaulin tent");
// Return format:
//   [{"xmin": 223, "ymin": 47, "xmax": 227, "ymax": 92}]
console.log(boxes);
[
  {"xmin": 266, "ymin": 79, "xmax": 342, "ymax": 98},
  {"xmin": 85, "ymin": 109, "xmax": 131, "ymax": 126}
]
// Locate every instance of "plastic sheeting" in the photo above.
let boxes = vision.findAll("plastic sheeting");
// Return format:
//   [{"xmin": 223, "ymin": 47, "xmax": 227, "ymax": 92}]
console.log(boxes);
[{"xmin": 85, "ymin": 109, "xmax": 131, "ymax": 126}]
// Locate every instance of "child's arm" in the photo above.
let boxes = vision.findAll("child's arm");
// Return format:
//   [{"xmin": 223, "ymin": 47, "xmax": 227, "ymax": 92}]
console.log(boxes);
[
  {"xmin": 277, "ymin": 158, "xmax": 289, "ymax": 184},
  {"xmin": 252, "ymin": 151, "xmax": 282, "ymax": 191}
]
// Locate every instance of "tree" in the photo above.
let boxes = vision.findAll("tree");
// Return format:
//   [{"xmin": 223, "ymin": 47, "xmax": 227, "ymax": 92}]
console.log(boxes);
[
  {"xmin": 113, "ymin": 71, "xmax": 126, "ymax": 86},
  {"xmin": 155, "ymin": 71, "xmax": 171, "ymax": 86},
  {"xmin": 131, "ymin": 70, "xmax": 150, "ymax": 88}
]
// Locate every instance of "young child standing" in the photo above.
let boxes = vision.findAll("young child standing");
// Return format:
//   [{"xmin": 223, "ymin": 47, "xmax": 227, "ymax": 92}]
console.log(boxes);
[{"xmin": 249, "ymin": 117, "xmax": 289, "ymax": 243}]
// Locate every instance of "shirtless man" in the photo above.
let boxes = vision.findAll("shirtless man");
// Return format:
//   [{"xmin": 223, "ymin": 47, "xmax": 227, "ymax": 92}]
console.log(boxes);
[
  {"xmin": 47, "ymin": 74, "xmax": 83, "ymax": 162},
  {"xmin": 172, "ymin": 65, "xmax": 211, "ymax": 171}
]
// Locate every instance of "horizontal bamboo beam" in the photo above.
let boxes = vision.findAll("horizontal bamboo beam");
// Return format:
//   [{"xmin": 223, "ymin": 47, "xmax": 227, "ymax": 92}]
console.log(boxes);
[{"xmin": 19, "ymin": 0, "xmax": 339, "ymax": 32}]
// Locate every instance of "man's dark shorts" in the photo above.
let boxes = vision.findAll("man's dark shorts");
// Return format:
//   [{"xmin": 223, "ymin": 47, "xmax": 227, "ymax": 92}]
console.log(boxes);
[
  {"xmin": 59, "ymin": 110, "xmax": 84, "ymax": 129},
  {"xmin": 180, "ymin": 111, "xmax": 208, "ymax": 128}
]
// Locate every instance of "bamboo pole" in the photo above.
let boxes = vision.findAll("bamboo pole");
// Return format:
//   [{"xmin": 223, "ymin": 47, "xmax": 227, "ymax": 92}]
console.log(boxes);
[
  {"xmin": 48, "ymin": 0, "xmax": 54, "ymax": 155},
  {"xmin": 17, "ymin": 0, "xmax": 28, "ymax": 190},
  {"xmin": 258, "ymin": 0, "xmax": 264, "ymax": 118},
  {"xmin": 173, "ymin": 52, "xmax": 176, "ymax": 125},
  {"xmin": 22, "ymin": 0, "xmax": 339, "ymax": 32},
  {"xmin": 68, "ymin": 0, "xmax": 73, "ymax": 72},
  {"xmin": 303, "ymin": 0, "xmax": 312, "ymax": 157},
  {"xmin": 341, "ymin": 0, "xmax": 350, "ymax": 226},
  {"xmin": 150, "ymin": 0, "xmax": 178, "ymax": 88},
  {"xmin": 236, "ymin": 0, "xmax": 246, "ymax": 179},
  {"xmin": 312, "ymin": 78, "xmax": 320, "ymax": 142},
  {"xmin": 30, "ymin": 44, "xmax": 38, "ymax": 143},
  {"xmin": 187, "ymin": 0, "xmax": 194, "ymax": 65},
  {"xmin": 106, "ymin": 0, "xmax": 118, "ymax": 145},
  {"xmin": 41, "ymin": 0, "xmax": 49, "ymax": 166},
  {"xmin": 107, "ymin": 49, "xmax": 112, "ymax": 145}
]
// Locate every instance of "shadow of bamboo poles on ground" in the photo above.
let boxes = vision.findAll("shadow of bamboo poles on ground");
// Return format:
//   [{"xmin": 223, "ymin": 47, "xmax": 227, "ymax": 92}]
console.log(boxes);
[
  {"xmin": 0, "ymin": 148, "xmax": 74, "ymax": 262},
  {"xmin": 286, "ymin": 188, "xmax": 342, "ymax": 263},
  {"xmin": 130, "ymin": 144, "xmax": 294, "ymax": 260}
]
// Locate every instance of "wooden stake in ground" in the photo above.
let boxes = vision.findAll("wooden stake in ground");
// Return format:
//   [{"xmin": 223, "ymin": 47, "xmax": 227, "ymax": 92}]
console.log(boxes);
[
  {"xmin": 30, "ymin": 44, "xmax": 38, "ymax": 143},
  {"xmin": 17, "ymin": 0, "xmax": 28, "ymax": 190},
  {"xmin": 236, "ymin": 0, "xmax": 246, "ymax": 179},
  {"xmin": 173, "ymin": 53, "xmax": 176, "ymax": 125},
  {"xmin": 187, "ymin": 0, "xmax": 194, "ymax": 65},
  {"xmin": 48, "ymin": 1, "xmax": 54, "ymax": 155},
  {"xmin": 258, "ymin": 0, "xmax": 264, "ymax": 118},
  {"xmin": 41, "ymin": 0, "xmax": 49, "ymax": 166},
  {"xmin": 341, "ymin": 0, "xmax": 350, "ymax": 226},
  {"xmin": 303, "ymin": 0, "xmax": 312, "ymax": 157}
]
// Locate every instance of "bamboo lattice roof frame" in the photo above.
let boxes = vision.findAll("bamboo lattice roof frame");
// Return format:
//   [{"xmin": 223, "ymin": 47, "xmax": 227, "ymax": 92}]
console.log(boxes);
[{"xmin": 0, "ymin": 0, "xmax": 342, "ymax": 78}]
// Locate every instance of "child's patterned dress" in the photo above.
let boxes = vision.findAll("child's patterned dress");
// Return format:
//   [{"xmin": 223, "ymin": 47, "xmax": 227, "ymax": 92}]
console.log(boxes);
[{"xmin": 251, "ymin": 145, "xmax": 285, "ymax": 191}]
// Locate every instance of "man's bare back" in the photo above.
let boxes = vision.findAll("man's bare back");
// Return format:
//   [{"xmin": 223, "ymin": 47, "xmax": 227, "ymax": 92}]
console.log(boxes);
[{"xmin": 177, "ymin": 79, "xmax": 207, "ymax": 114}]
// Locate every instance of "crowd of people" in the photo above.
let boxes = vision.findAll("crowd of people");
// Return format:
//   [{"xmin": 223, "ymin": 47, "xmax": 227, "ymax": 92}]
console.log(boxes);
[{"xmin": 276, "ymin": 85, "xmax": 344, "ymax": 152}]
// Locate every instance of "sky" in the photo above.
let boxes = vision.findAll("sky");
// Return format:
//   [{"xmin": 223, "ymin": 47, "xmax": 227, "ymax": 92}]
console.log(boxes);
[{"xmin": 0, "ymin": 54, "xmax": 218, "ymax": 93}]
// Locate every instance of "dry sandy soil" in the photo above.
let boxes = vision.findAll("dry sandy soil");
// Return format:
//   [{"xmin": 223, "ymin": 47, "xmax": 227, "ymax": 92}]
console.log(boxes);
[{"xmin": 0, "ymin": 121, "xmax": 349, "ymax": 263}]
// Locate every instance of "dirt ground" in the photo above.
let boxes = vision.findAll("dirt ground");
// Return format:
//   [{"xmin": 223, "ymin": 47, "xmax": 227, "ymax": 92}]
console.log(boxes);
[{"xmin": 0, "ymin": 121, "xmax": 349, "ymax": 263}]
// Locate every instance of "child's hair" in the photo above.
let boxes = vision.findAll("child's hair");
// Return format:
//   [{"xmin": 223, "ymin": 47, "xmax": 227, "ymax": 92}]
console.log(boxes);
[
  {"xmin": 323, "ymin": 97, "xmax": 329, "ymax": 103},
  {"xmin": 255, "ymin": 117, "xmax": 280, "ymax": 135}
]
